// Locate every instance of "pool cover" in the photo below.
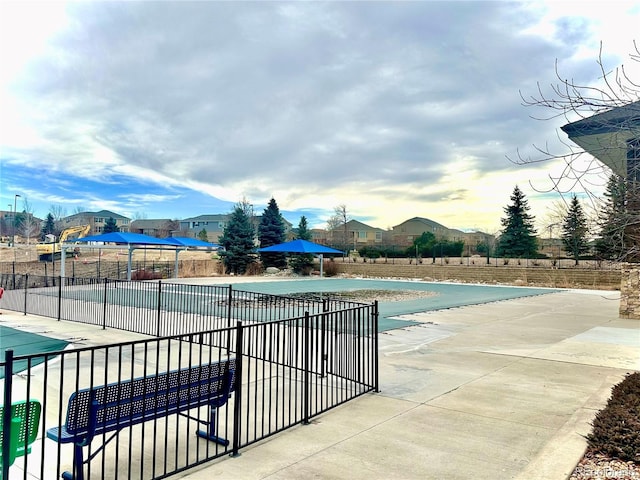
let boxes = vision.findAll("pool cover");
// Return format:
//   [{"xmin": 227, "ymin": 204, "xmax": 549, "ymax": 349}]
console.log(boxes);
[
  {"xmin": 0, "ymin": 326, "xmax": 69, "ymax": 377},
  {"xmin": 234, "ymin": 278, "xmax": 559, "ymax": 332}
]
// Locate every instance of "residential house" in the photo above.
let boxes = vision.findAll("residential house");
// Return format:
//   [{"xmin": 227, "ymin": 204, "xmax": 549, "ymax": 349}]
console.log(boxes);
[
  {"xmin": 0, "ymin": 209, "xmax": 41, "ymax": 244},
  {"xmin": 62, "ymin": 210, "xmax": 131, "ymax": 234},
  {"xmin": 561, "ymin": 100, "xmax": 640, "ymax": 182},
  {"xmin": 327, "ymin": 219, "xmax": 386, "ymax": 250},
  {"xmin": 459, "ymin": 231, "xmax": 496, "ymax": 255},
  {"xmin": 129, "ymin": 219, "xmax": 179, "ymax": 238},
  {"xmin": 391, "ymin": 217, "xmax": 458, "ymax": 247},
  {"xmin": 178, "ymin": 214, "xmax": 230, "ymax": 243},
  {"xmin": 179, "ymin": 214, "xmax": 293, "ymax": 243},
  {"xmin": 390, "ymin": 217, "xmax": 494, "ymax": 255},
  {"xmin": 310, "ymin": 228, "xmax": 330, "ymax": 245},
  {"xmin": 562, "ymin": 101, "xmax": 640, "ymax": 258}
]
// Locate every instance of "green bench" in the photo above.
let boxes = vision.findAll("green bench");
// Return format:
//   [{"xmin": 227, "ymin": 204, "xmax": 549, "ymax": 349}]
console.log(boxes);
[{"xmin": 0, "ymin": 400, "xmax": 42, "ymax": 469}]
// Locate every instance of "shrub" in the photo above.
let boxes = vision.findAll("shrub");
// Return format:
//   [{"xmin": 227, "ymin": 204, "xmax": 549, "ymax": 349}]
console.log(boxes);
[
  {"xmin": 245, "ymin": 261, "xmax": 263, "ymax": 276},
  {"xmin": 215, "ymin": 261, "xmax": 225, "ymax": 274},
  {"xmin": 323, "ymin": 260, "xmax": 340, "ymax": 277},
  {"xmin": 131, "ymin": 269, "xmax": 162, "ymax": 280},
  {"xmin": 587, "ymin": 372, "xmax": 640, "ymax": 462}
]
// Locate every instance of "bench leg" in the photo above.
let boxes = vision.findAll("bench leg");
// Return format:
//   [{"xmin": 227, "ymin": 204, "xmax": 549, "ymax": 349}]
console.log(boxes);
[
  {"xmin": 61, "ymin": 444, "xmax": 85, "ymax": 480},
  {"xmin": 196, "ymin": 407, "xmax": 229, "ymax": 446}
]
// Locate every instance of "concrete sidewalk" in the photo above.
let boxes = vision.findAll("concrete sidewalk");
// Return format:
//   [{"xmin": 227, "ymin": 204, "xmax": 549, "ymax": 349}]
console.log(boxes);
[
  {"xmin": 179, "ymin": 288, "xmax": 639, "ymax": 480},
  {"xmin": 1, "ymin": 285, "xmax": 637, "ymax": 479}
]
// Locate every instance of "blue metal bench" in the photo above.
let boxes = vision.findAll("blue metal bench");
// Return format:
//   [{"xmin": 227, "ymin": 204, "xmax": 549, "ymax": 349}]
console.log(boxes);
[{"xmin": 46, "ymin": 359, "xmax": 236, "ymax": 480}]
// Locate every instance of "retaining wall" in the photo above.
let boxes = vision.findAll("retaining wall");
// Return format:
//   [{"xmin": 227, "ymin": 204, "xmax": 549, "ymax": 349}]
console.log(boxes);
[
  {"xmin": 331, "ymin": 262, "xmax": 622, "ymax": 290},
  {"xmin": 620, "ymin": 265, "xmax": 640, "ymax": 319}
]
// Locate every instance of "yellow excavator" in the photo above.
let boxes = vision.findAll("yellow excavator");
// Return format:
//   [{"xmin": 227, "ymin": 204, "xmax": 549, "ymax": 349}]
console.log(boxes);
[{"xmin": 36, "ymin": 224, "xmax": 91, "ymax": 261}]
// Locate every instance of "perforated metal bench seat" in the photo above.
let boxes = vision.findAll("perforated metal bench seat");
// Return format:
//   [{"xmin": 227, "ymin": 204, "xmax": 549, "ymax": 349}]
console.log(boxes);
[
  {"xmin": 0, "ymin": 400, "xmax": 41, "ymax": 469},
  {"xmin": 47, "ymin": 359, "xmax": 236, "ymax": 480}
]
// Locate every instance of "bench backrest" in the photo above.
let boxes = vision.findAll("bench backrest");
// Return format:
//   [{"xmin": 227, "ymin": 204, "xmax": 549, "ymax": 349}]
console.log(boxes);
[
  {"xmin": 64, "ymin": 359, "xmax": 236, "ymax": 436},
  {"xmin": 0, "ymin": 400, "xmax": 42, "ymax": 467}
]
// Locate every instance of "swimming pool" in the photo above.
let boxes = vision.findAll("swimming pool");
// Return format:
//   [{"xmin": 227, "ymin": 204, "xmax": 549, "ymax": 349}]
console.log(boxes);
[
  {"xmin": 0, "ymin": 325, "xmax": 69, "ymax": 377},
  {"xmin": 231, "ymin": 278, "xmax": 559, "ymax": 331}
]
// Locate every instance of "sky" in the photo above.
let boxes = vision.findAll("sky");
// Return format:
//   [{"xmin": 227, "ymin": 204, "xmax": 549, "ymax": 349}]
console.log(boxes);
[{"xmin": 1, "ymin": 1, "xmax": 639, "ymax": 235}]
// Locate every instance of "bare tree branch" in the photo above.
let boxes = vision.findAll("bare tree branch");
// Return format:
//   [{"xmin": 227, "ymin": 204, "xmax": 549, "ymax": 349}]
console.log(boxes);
[{"xmin": 512, "ymin": 42, "xmax": 640, "ymax": 261}]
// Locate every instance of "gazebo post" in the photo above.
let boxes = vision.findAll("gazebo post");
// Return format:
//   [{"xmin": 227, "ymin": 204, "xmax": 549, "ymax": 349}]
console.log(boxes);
[
  {"xmin": 127, "ymin": 245, "xmax": 133, "ymax": 281},
  {"xmin": 61, "ymin": 247, "xmax": 66, "ymax": 278},
  {"xmin": 174, "ymin": 250, "xmax": 180, "ymax": 279}
]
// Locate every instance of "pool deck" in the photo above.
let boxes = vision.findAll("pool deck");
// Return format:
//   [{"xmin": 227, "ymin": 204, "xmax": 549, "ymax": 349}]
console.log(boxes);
[{"xmin": 1, "ymin": 279, "xmax": 638, "ymax": 479}]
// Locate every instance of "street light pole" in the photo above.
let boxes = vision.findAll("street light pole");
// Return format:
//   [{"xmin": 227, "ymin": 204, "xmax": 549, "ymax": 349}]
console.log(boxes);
[{"xmin": 12, "ymin": 194, "xmax": 21, "ymax": 247}]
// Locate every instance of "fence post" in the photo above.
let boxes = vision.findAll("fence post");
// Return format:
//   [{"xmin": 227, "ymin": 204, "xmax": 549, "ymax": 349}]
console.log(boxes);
[
  {"xmin": 102, "ymin": 278, "xmax": 108, "ymax": 330},
  {"xmin": 231, "ymin": 321, "xmax": 244, "ymax": 457},
  {"xmin": 303, "ymin": 311, "xmax": 310, "ymax": 425},
  {"xmin": 373, "ymin": 301, "xmax": 379, "ymax": 393},
  {"xmin": 23, "ymin": 273, "xmax": 28, "ymax": 315},
  {"xmin": 156, "ymin": 281, "xmax": 162, "ymax": 337},
  {"xmin": 321, "ymin": 301, "xmax": 328, "ymax": 378},
  {"xmin": 226, "ymin": 285, "xmax": 233, "ymax": 354},
  {"xmin": 2, "ymin": 350, "xmax": 14, "ymax": 479},
  {"xmin": 226, "ymin": 285, "xmax": 233, "ymax": 323},
  {"xmin": 57, "ymin": 276, "xmax": 63, "ymax": 321},
  {"xmin": 320, "ymin": 313, "xmax": 327, "ymax": 378}
]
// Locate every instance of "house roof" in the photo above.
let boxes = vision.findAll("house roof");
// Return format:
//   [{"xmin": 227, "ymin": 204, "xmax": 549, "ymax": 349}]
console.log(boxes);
[
  {"xmin": 181, "ymin": 213, "xmax": 293, "ymax": 228},
  {"xmin": 392, "ymin": 217, "xmax": 449, "ymax": 231},
  {"xmin": 130, "ymin": 219, "xmax": 173, "ymax": 229},
  {"xmin": 180, "ymin": 214, "xmax": 229, "ymax": 222},
  {"xmin": 350, "ymin": 219, "xmax": 383, "ymax": 231},
  {"xmin": 67, "ymin": 210, "xmax": 130, "ymax": 220},
  {"xmin": 328, "ymin": 219, "xmax": 383, "ymax": 232},
  {"xmin": 560, "ymin": 100, "xmax": 640, "ymax": 177},
  {"xmin": 561, "ymin": 101, "xmax": 640, "ymax": 137}
]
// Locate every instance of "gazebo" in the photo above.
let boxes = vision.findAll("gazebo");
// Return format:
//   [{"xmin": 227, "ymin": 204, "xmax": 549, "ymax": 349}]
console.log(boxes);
[
  {"xmin": 257, "ymin": 239, "xmax": 343, "ymax": 277},
  {"xmin": 62, "ymin": 233, "xmax": 217, "ymax": 280}
]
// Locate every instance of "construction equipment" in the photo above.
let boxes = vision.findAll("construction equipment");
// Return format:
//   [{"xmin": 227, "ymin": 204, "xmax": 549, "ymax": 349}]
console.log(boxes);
[{"xmin": 36, "ymin": 224, "xmax": 91, "ymax": 261}]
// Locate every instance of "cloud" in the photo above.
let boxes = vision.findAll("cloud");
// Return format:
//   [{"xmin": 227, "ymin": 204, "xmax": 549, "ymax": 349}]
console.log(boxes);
[{"xmin": 1, "ymin": 1, "xmax": 638, "ymax": 231}]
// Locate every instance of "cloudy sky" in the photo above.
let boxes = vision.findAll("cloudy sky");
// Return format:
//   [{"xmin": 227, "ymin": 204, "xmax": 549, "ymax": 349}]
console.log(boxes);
[{"xmin": 1, "ymin": 1, "xmax": 639, "ymax": 233}]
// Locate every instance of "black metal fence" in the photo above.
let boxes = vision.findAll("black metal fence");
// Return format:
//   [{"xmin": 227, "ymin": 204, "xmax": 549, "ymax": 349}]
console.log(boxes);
[
  {"xmin": 0, "ymin": 275, "xmax": 366, "ymax": 337},
  {"xmin": 0, "ymin": 275, "xmax": 378, "ymax": 480},
  {"xmin": 0, "ymin": 260, "xmax": 177, "ymax": 281}
]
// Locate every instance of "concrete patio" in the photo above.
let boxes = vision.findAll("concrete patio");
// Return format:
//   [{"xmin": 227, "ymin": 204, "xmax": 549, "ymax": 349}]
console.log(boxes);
[
  {"xmin": 1, "ymin": 283, "xmax": 638, "ymax": 479},
  {"xmin": 179, "ymin": 287, "xmax": 638, "ymax": 480}
]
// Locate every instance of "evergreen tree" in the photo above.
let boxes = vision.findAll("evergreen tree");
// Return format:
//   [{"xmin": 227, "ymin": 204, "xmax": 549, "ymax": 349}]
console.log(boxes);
[
  {"xmin": 497, "ymin": 185, "xmax": 538, "ymax": 257},
  {"xmin": 296, "ymin": 216, "xmax": 312, "ymax": 241},
  {"xmin": 290, "ymin": 216, "xmax": 315, "ymax": 274},
  {"xmin": 198, "ymin": 228, "xmax": 209, "ymax": 242},
  {"xmin": 561, "ymin": 194, "xmax": 589, "ymax": 265},
  {"xmin": 219, "ymin": 203, "xmax": 256, "ymax": 275},
  {"xmin": 408, "ymin": 231, "xmax": 437, "ymax": 258},
  {"xmin": 258, "ymin": 198, "xmax": 287, "ymax": 269},
  {"xmin": 595, "ymin": 174, "xmax": 628, "ymax": 260},
  {"xmin": 40, "ymin": 213, "xmax": 56, "ymax": 241},
  {"xmin": 103, "ymin": 217, "xmax": 119, "ymax": 233}
]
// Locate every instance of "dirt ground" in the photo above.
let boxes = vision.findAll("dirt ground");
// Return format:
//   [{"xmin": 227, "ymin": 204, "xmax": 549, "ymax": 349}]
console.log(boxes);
[
  {"xmin": 0, "ymin": 244, "xmax": 215, "ymax": 262},
  {"xmin": 0, "ymin": 244, "xmax": 217, "ymax": 277}
]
